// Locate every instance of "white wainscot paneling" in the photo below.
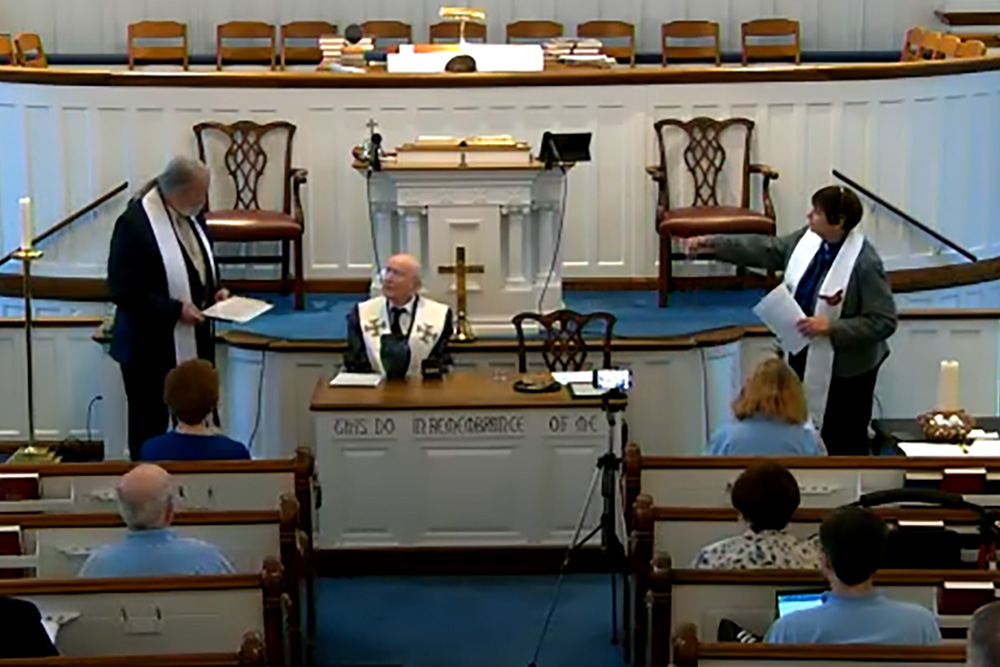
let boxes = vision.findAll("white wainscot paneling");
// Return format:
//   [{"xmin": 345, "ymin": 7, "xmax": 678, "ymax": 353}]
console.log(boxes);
[
  {"xmin": 0, "ymin": 0, "xmax": 945, "ymax": 55},
  {"xmin": 1, "ymin": 71, "xmax": 998, "ymax": 285}
]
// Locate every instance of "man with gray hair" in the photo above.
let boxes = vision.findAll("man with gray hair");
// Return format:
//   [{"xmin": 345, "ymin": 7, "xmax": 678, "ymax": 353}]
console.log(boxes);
[
  {"xmin": 80, "ymin": 464, "xmax": 233, "ymax": 577},
  {"xmin": 968, "ymin": 601, "xmax": 1000, "ymax": 667},
  {"xmin": 108, "ymin": 156, "xmax": 230, "ymax": 459}
]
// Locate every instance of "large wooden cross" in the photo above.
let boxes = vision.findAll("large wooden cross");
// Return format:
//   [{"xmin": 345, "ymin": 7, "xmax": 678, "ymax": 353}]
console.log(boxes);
[{"xmin": 437, "ymin": 246, "xmax": 484, "ymax": 342}]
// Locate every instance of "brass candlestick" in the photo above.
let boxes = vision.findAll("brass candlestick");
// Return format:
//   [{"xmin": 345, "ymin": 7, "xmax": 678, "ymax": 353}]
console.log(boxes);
[
  {"xmin": 437, "ymin": 245, "xmax": 484, "ymax": 343},
  {"xmin": 13, "ymin": 248, "xmax": 43, "ymax": 447}
]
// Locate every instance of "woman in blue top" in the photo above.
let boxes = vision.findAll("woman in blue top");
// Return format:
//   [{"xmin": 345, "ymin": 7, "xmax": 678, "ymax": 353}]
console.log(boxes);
[
  {"xmin": 139, "ymin": 359, "xmax": 250, "ymax": 461},
  {"xmin": 708, "ymin": 358, "xmax": 826, "ymax": 456}
]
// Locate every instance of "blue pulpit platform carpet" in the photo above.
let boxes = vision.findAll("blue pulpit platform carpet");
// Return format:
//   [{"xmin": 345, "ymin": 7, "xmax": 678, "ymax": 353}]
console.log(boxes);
[
  {"xmin": 318, "ymin": 575, "xmax": 624, "ymax": 667},
  {"xmin": 228, "ymin": 289, "xmax": 768, "ymax": 341}
]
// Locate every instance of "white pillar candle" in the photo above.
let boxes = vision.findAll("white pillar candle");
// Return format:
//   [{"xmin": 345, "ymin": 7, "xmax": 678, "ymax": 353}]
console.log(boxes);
[
  {"xmin": 936, "ymin": 360, "xmax": 961, "ymax": 412},
  {"xmin": 18, "ymin": 197, "xmax": 32, "ymax": 251}
]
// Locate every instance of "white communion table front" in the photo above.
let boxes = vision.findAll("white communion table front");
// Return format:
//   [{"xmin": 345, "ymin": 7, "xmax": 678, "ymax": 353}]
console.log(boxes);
[
  {"xmin": 309, "ymin": 373, "xmax": 610, "ymax": 548},
  {"xmin": 362, "ymin": 162, "xmax": 567, "ymax": 334}
]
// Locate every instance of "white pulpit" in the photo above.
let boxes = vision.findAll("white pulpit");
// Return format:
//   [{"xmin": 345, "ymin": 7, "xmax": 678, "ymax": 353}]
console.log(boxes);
[{"xmin": 363, "ymin": 161, "xmax": 568, "ymax": 333}]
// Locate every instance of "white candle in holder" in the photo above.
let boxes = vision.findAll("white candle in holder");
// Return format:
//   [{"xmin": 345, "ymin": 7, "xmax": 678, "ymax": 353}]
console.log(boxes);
[
  {"xmin": 937, "ymin": 360, "xmax": 961, "ymax": 412},
  {"xmin": 19, "ymin": 197, "xmax": 32, "ymax": 251}
]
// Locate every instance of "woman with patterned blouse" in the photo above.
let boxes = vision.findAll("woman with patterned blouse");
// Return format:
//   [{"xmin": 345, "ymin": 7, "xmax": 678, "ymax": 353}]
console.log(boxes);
[{"xmin": 693, "ymin": 462, "xmax": 821, "ymax": 569}]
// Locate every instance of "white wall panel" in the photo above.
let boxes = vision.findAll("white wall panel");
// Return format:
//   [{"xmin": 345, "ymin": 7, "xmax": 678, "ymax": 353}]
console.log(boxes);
[
  {"xmin": 0, "ymin": 0, "xmax": 964, "ymax": 55},
  {"xmin": 0, "ymin": 70, "xmax": 998, "ymax": 282}
]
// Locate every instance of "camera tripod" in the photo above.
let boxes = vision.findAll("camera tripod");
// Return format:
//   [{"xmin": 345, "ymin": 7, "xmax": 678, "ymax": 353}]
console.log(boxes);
[{"xmin": 528, "ymin": 392, "xmax": 628, "ymax": 667}]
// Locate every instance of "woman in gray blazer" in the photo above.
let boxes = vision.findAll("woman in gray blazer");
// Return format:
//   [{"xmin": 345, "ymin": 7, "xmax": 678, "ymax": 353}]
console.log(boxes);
[{"xmin": 689, "ymin": 186, "xmax": 897, "ymax": 455}]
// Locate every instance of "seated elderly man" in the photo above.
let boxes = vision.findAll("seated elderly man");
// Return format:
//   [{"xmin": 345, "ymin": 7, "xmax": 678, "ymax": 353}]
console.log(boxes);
[
  {"xmin": 766, "ymin": 506, "xmax": 940, "ymax": 645},
  {"xmin": 80, "ymin": 464, "xmax": 234, "ymax": 577},
  {"xmin": 344, "ymin": 253, "xmax": 453, "ymax": 379}
]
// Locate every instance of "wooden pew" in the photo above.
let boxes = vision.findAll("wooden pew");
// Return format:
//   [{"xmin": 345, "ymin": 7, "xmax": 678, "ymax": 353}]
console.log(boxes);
[
  {"xmin": 671, "ymin": 625, "xmax": 966, "ymax": 667},
  {"xmin": 623, "ymin": 444, "xmax": 1000, "ymax": 520},
  {"xmin": 0, "ymin": 633, "xmax": 270, "ymax": 667},
  {"xmin": 0, "ymin": 559, "xmax": 287, "ymax": 667},
  {"xmin": 645, "ymin": 567, "xmax": 997, "ymax": 667}
]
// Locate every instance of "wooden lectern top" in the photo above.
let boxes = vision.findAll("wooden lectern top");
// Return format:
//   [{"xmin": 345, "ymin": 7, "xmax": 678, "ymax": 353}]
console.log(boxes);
[{"xmin": 310, "ymin": 372, "xmax": 602, "ymax": 411}]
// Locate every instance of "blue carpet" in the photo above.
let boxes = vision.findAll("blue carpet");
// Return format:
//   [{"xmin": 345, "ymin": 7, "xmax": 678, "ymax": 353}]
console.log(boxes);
[
  {"xmin": 226, "ymin": 289, "xmax": 766, "ymax": 341},
  {"xmin": 317, "ymin": 575, "xmax": 625, "ymax": 667}
]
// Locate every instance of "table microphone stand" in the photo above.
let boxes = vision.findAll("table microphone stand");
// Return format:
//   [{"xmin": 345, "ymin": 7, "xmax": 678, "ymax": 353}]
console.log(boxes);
[{"xmin": 527, "ymin": 390, "xmax": 627, "ymax": 667}]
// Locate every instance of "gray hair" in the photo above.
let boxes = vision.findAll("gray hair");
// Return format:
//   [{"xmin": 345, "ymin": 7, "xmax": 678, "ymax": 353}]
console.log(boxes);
[
  {"xmin": 155, "ymin": 156, "xmax": 210, "ymax": 195},
  {"xmin": 116, "ymin": 483, "xmax": 173, "ymax": 530},
  {"xmin": 969, "ymin": 601, "xmax": 1000, "ymax": 667}
]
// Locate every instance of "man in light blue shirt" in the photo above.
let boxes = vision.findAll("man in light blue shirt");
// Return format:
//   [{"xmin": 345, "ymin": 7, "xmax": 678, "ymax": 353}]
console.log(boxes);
[
  {"xmin": 80, "ymin": 464, "xmax": 234, "ymax": 577},
  {"xmin": 766, "ymin": 506, "xmax": 940, "ymax": 645}
]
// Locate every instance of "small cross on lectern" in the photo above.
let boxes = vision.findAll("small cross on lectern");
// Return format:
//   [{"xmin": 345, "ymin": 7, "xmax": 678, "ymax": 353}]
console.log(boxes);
[
  {"xmin": 366, "ymin": 118, "xmax": 379, "ymax": 134},
  {"xmin": 438, "ymin": 246, "xmax": 484, "ymax": 342}
]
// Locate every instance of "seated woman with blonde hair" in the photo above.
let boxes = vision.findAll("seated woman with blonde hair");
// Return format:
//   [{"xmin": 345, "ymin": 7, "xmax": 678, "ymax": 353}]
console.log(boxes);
[{"xmin": 707, "ymin": 357, "xmax": 826, "ymax": 456}]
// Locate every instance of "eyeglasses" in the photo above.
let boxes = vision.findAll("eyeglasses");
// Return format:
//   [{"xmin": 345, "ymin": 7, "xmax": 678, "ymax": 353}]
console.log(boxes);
[{"xmin": 380, "ymin": 266, "xmax": 407, "ymax": 280}]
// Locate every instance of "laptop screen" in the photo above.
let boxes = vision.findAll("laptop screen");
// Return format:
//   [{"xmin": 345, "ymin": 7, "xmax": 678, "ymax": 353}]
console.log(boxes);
[{"xmin": 776, "ymin": 589, "xmax": 827, "ymax": 617}]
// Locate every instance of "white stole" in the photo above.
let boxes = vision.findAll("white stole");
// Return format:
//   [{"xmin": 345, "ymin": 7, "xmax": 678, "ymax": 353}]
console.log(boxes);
[
  {"xmin": 358, "ymin": 295, "xmax": 450, "ymax": 378},
  {"xmin": 783, "ymin": 228, "xmax": 865, "ymax": 428},
  {"xmin": 141, "ymin": 188, "xmax": 217, "ymax": 365}
]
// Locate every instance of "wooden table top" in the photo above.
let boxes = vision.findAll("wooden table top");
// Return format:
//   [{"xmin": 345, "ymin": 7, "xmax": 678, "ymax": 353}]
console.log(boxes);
[
  {"xmin": 310, "ymin": 372, "xmax": 609, "ymax": 411},
  {"xmin": 935, "ymin": 10, "xmax": 1000, "ymax": 26}
]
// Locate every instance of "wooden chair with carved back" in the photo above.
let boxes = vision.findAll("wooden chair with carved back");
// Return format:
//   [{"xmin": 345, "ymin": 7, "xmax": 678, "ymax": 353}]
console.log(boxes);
[
  {"xmin": 429, "ymin": 21, "xmax": 486, "ymax": 43},
  {"xmin": 194, "ymin": 120, "xmax": 306, "ymax": 309},
  {"xmin": 361, "ymin": 20, "xmax": 412, "ymax": 54},
  {"xmin": 900, "ymin": 26, "xmax": 926, "ymax": 61},
  {"xmin": 937, "ymin": 33, "xmax": 963, "ymax": 59},
  {"xmin": 649, "ymin": 117, "xmax": 778, "ymax": 306},
  {"xmin": 0, "ymin": 35, "xmax": 16, "ymax": 66},
  {"xmin": 506, "ymin": 20, "xmax": 563, "ymax": 43},
  {"xmin": 127, "ymin": 21, "xmax": 188, "ymax": 70},
  {"xmin": 217, "ymin": 21, "xmax": 276, "ymax": 70},
  {"xmin": 280, "ymin": 21, "xmax": 337, "ymax": 69},
  {"xmin": 956, "ymin": 38, "xmax": 988, "ymax": 58},
  {"xmin": 577, "ymin": 20, "xmax": 636, "ymax": 66},
  {"xmin": 14, "ymin": 33, "xmax": 47, "ymax": 68},
  {"xmin": 919, "ymin": 29, "xmax": 944, "ymax": 59},
  {"xmin": 662, "ymin": 21, "xmax": 721, "ymax": 66},
  {"xmin": 741, "ymin": 18, "xmax": 801, "ymax": 65},
  {"xmin": 512, "ymin": 310, "xmax": 616, "ymax": 373}
]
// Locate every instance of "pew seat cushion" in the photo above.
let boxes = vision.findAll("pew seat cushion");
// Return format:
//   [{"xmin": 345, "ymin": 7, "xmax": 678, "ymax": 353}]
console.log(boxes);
[{"xmin": 766, "ymin": 591, "xmax": 941, "ymax": 645}]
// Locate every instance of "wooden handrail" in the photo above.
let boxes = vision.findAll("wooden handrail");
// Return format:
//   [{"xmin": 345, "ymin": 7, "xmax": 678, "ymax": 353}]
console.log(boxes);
[
  {"xmin": 833, "ymin": 168, "xmax": 977, "ymax": 262},
  {"xmin": 0, "ymin": 181, "xmax": 128, "ymax": 268}
]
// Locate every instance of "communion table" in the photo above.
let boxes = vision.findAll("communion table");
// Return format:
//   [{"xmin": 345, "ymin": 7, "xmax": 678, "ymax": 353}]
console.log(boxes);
[
  {"xmin": 359, "ymin": 149, "xmax": 570, "ymax": 334},
  {"xmin": 310, "ymin": 373, "xmax": 610, "ymax": 548}
]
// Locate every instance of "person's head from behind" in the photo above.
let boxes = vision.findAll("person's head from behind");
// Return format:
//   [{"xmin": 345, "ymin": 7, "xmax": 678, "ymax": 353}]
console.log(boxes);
[
  {"xmin": 117, "ymin": 464, "xmax": 174, "ymax": 531},
  {"xmin": 968, "ymin": 600, "xmax": 1000, "ymax": 667},
  {"xmin": 732, "ymin": 357, "xmax": 808, "ymax": 425},
  {"xmin": 819, "ymin": 506, "xmax": 888, "ymax": 588},
  {"xmin": 157, "ymin": 156, "xmax": 210, "ymax": 218},
  {"xmin": 731, "ymin": 462, "xmax": 800, "ymax": 533},
  {"xmin": 808, "ymin": 185, "xmax": 863, "ymax": 243},
  {"xmin": 380, "ymin": 253, "xmax": 421, "ymax": 306},
  {"xmin": 164, "ymin": 359, "xmax": 219, "ymax": 427}
]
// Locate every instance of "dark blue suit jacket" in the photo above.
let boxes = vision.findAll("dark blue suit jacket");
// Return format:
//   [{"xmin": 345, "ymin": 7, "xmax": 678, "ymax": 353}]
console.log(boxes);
[{"xmin": 107, "ymin": 193, "xmax": 217, "ymax": 370}]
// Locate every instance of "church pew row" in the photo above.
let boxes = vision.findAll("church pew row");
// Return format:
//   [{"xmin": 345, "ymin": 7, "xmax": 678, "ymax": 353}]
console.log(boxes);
[
  {"xmin": 0, "ymin": 559, "xmax": 288, "ymax": 667},
  {"xmin": 0, "ymin": 633, "xmax": 270, "ymax": 667},
  {"xmin": 644, "ymin": 568, "xmax": 998, "ymax": 667},
  {"xmin": 0, "ymin": 497, "xmax": 308, "ymax": 666},
  {"xmin": 622, "ymin": 444, "xmax": 1000, "ymax": 520},
  {"xmin": 670, "ymin": 626, "xmax": 966, "ymax": 667},
  {"xmin": 0, "ymin": 449, "xmax": 318, "ymax": 645}
]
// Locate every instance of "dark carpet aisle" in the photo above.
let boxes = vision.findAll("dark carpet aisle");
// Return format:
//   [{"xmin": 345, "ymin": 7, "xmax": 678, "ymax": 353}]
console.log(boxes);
[{"xmin": 317, "ymin": 575, "xmax": 626, "ymax": 667}]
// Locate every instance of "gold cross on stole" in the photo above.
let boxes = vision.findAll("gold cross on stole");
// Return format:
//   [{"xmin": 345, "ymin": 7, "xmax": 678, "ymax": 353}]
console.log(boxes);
[{"xmin": 437, "ymin": 245, "xmax": 484, "ymax": 342}]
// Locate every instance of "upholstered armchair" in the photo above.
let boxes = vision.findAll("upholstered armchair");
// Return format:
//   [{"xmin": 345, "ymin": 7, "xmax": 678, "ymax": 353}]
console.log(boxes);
[{"xmin": 648, "ymin": 117, "xmax": 778, "ymax": 307}]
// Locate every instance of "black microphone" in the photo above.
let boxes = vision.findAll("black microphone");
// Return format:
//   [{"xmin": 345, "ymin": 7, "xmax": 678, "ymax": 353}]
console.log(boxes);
[
  {"xmin": 371, "ymin": 132, "xmax": 383, "ymax": 172},
  {"xmin": 345, "ymin": 24, "xmax": 363, "ymax": 45}
]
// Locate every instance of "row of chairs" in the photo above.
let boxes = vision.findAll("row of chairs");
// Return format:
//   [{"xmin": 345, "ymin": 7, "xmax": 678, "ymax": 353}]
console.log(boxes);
[
  {"xmin": 0, "ymin": 32, "xmax": 47, "ymax": 67},
  {"xmin": 902, "ymin": 26, "xmax": 987, "ymax": 60}
]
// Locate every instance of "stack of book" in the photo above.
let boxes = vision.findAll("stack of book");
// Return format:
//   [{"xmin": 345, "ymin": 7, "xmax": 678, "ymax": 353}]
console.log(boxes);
[
  {"xmin": 543, "ymin": 38, "xmax": 614, "ymax": 66},
  {"xmin": 319, "ymin": 36, "xmax": 374, "ymax": 71}
]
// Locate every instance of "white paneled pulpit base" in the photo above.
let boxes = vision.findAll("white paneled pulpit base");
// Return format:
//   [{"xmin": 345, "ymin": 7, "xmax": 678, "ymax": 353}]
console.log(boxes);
[
  {"xmin": 310, "ymin": 373, "xmax": 609, "ymax": 548},
  {"xmin": 365, "ymin": 165, "xmax": 566, "ymax": 334}
]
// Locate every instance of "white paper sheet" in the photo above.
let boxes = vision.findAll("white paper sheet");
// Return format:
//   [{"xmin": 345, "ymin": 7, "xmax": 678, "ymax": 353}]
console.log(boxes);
[
  {"xmin": 568, "ymin": 383, "xmax": 605, "ymax": 399},
  {"xmin": 41, "ymin": 612, "xmax": 79, "ymax": 644},
  {"xmin": 968, "ymin": 440, "xmax": 1000, "ymax": 457},
  {"xmin": 551, "ymin": 371, "xmax": 594, "ymax": 385},
  {"xmin": 329, "ymin": 372, "xmax": 383, "ymax": 387},
  {"xmin": 752, "ymin": 285, "xmax": 810, "ymax": 354},
  {"xmin": 202, "ymin": 296, "xmax": 273, "ymax": 324},
  {"xmin": 898, "ymin": 442, "xmax": 967, "ymax": 457}
]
